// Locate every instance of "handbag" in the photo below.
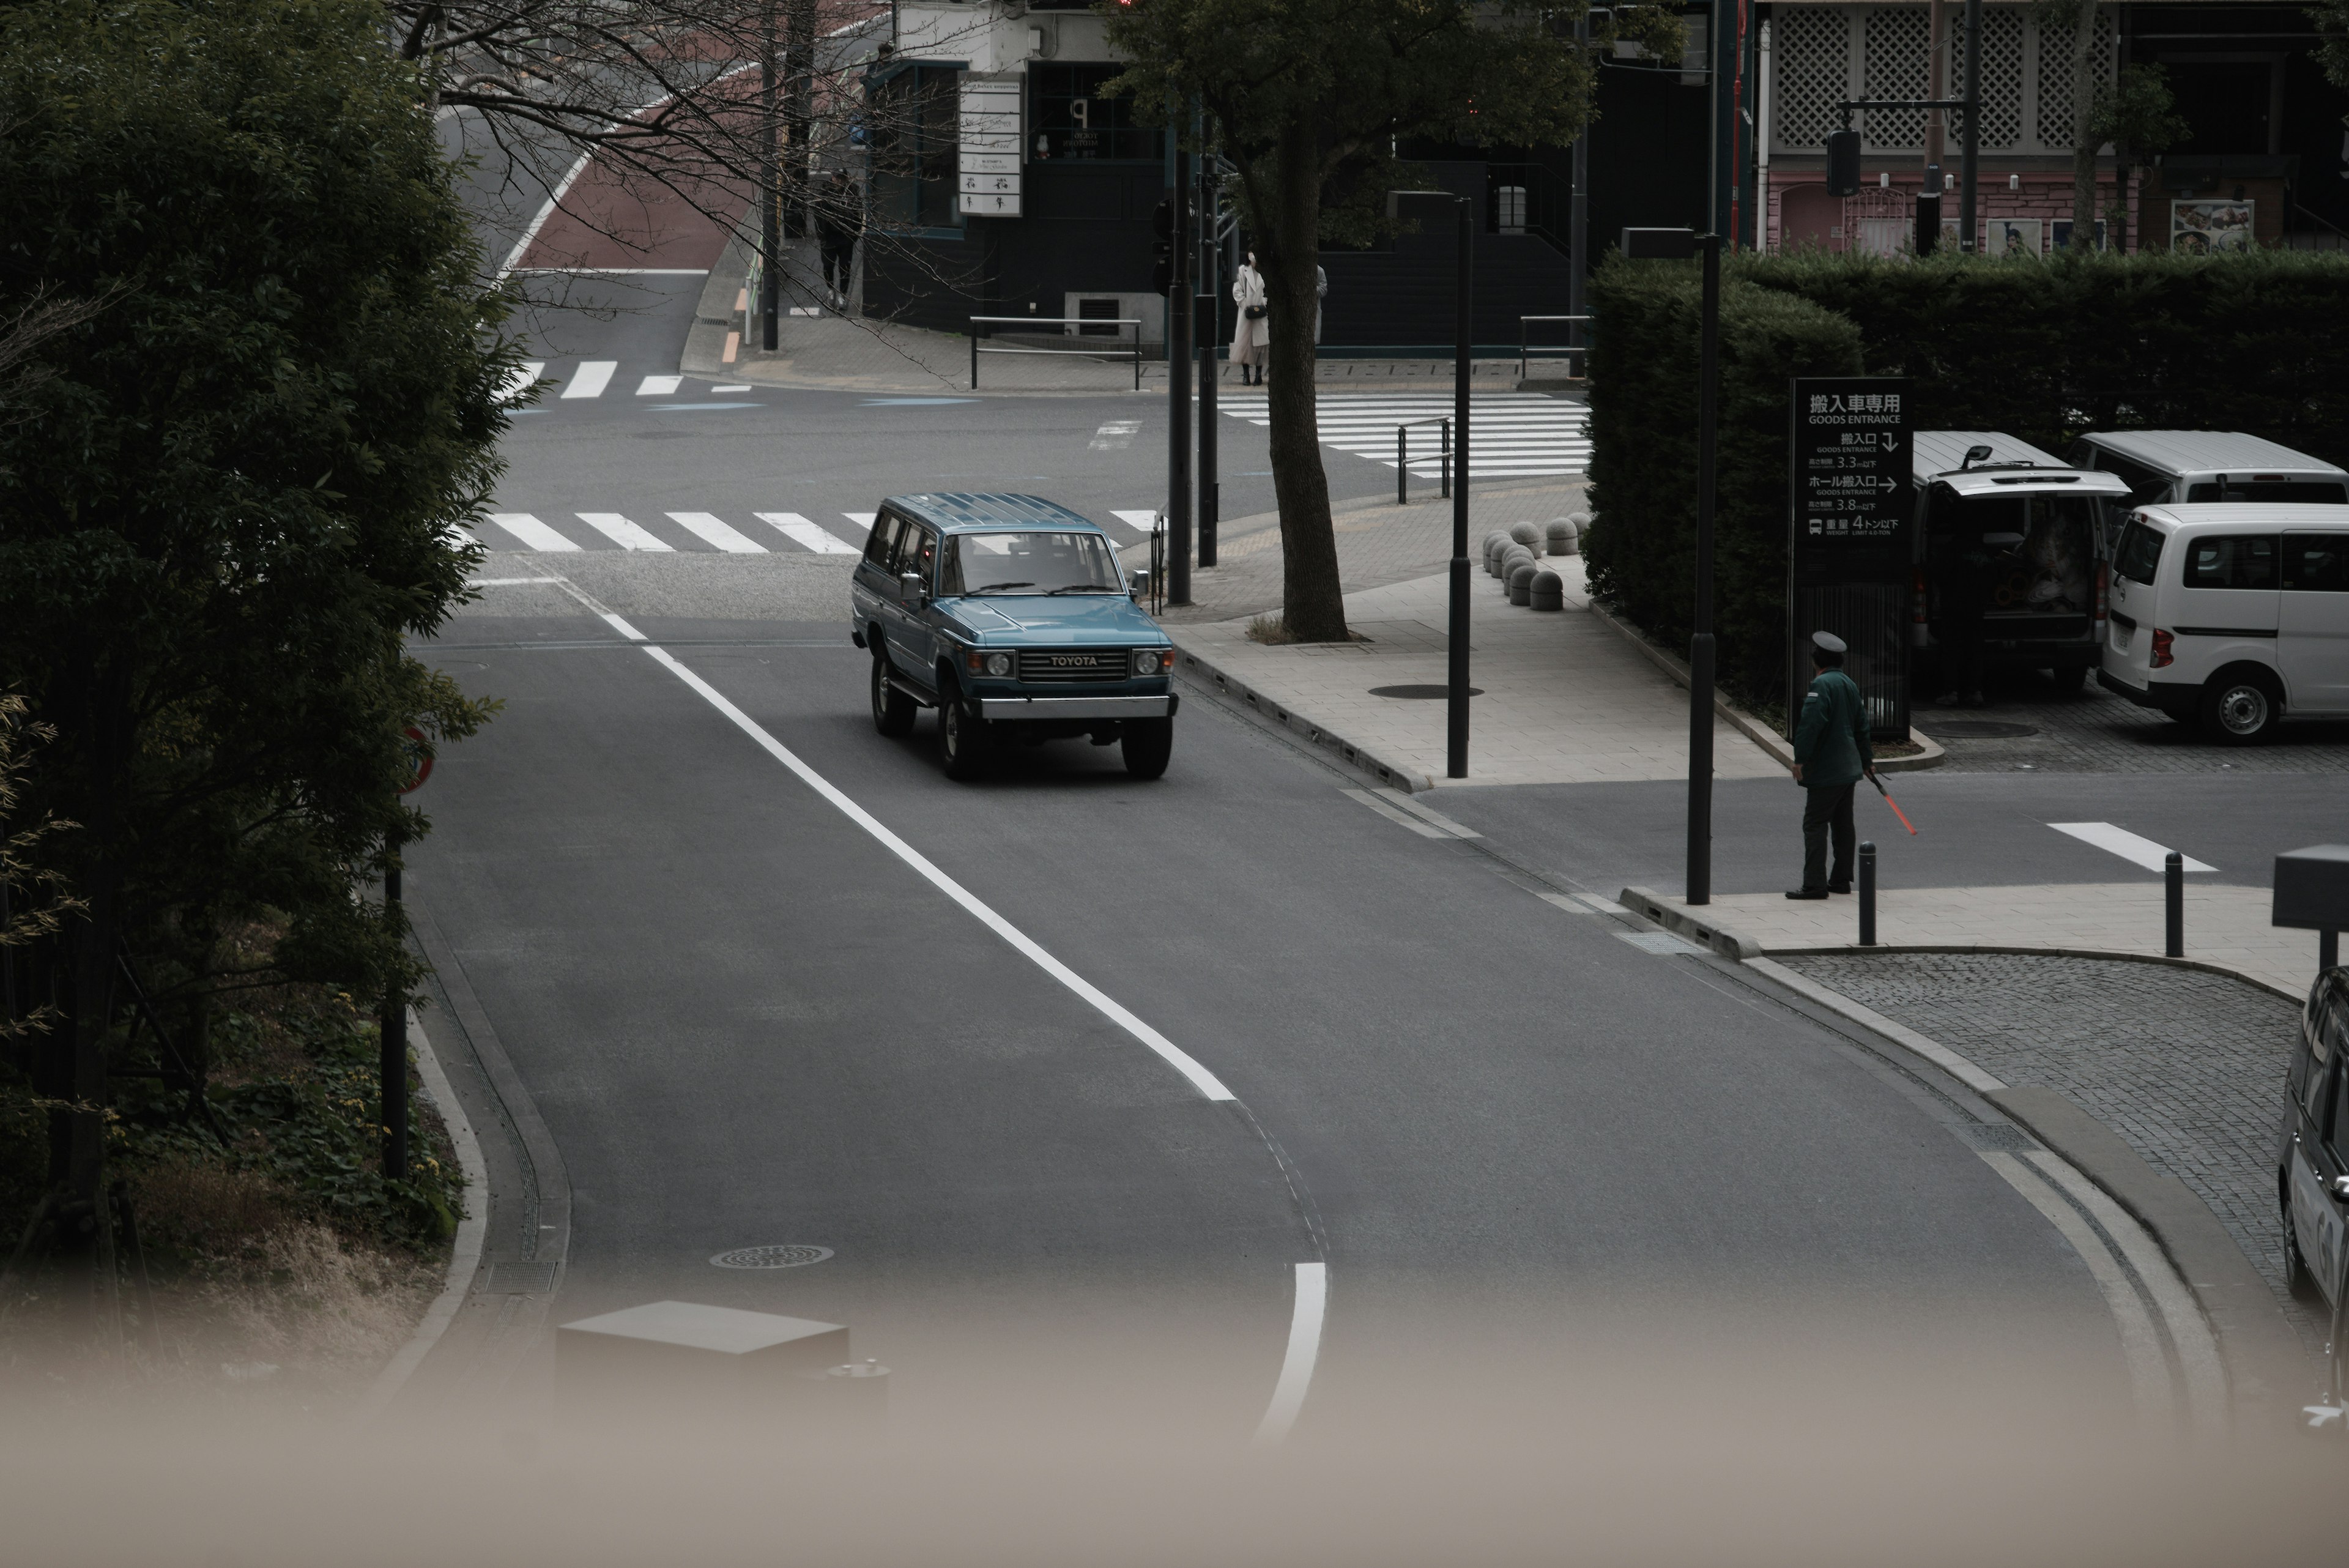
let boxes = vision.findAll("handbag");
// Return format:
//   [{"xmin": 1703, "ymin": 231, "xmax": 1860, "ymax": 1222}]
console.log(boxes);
[{"xmin": 1244, "ymin": 303, "xmax": 1267, "ymax": 320}]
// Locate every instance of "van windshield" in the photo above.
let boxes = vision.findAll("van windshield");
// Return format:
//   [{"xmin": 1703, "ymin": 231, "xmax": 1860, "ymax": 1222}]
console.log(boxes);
[
  {"xmin": 2114, "ymin": 520, "xmax": 2164, "ymax": 585},
  {"xmin": 2183, "ymin": 479, "xmax": 2349, "ymax": 503}
]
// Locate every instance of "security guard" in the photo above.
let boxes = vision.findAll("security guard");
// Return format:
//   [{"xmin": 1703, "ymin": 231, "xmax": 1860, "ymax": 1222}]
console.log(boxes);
[{"xmin": 1788, "ymin": 631, "xmax": 1874, "ymax": 899}]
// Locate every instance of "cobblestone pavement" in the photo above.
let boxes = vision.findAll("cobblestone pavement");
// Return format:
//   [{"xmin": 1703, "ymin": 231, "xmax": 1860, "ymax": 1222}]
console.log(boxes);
[
  {"xmin": 1779, "ymin": 951, "xmax": 2323, "ymax": 1345},
  {"xmin": 1913, "ymin": 670, "xmax": 2349, "ymax": 774}
]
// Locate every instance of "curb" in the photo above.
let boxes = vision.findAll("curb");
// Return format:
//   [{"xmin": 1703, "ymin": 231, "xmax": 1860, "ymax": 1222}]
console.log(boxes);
[
  {"xmin": 1617, "ymin": 886, "xmax": 1762, "ymax": 962},
  {"xmin": 1763, "ymin": 942, "xmax": 2306, "ymax": 1005},
  {"xmin": 1587, "ymin": 600, "xmax": 1947, "ymax": 774},
  {"xmin": 349, "ymin": 1008, "xmax": 488, "ymax": 1426},
  {"xmin": 1169, "ymin": 643, "xmax": 1436, "ymax": 793}
]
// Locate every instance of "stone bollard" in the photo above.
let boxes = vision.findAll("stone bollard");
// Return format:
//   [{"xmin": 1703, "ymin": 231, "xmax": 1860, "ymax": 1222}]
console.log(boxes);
[
  {"xmin": 1508, "ymin": 521, "xmax": 1545, "ymax": 556},
  {"xmin": 1546, "ymin": 517, "xmax": 1579, "ymax": 555},
  {"xmin": 1529, "ymin": 568, "xmax": 1564, "ymax": 610},
  {"xmin": 1508, "ymin": 563, "xmax": 1538, "ymax": 605},
  {"xmin": 1501, "ymin": 548, "xmax": 1535, "ymax": 591},
  {"xmin": 1858, "ymin": 843, "xmax": 1877, "ymax": 946}
]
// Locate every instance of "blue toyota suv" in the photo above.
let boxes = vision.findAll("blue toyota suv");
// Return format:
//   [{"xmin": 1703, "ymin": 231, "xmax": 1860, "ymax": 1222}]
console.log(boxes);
[{"xmin": 848, "ymin": 494, "xmax": 1178, "ymax": 780}]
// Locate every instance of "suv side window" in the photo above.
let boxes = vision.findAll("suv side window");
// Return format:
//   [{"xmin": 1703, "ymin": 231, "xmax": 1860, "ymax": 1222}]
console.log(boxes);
[
  {"xmin": 2183, "ymin": 533, "xmax": 2277, "ymax": 589},
  {"xmin": 2306, "ymin": 990, "xmax": 2341, "ymax": 1123},
  {"xmin": 864, "ymin": 512, "xmax": 904, "ymax": 571},
  {"xmin": 2282, "ymin": 533, "xmax": 2349, "ymax": 592},
  {"xmin": 903, "ymin": 525, "xmax": 939, "ymax": 588}
]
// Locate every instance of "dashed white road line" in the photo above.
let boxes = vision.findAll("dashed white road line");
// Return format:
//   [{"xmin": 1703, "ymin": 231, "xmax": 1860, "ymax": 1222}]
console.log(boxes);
[
  {"xmin": 497, "ymin": 361, "xmax": 546, "ymax": 404},
  {"xmin": 1110, "ymin": 508, "xmax": 1161, "ymax": 535},
  {"xmin": 1091, "ymin": 419, "xmax": 1141, "ymax": 450},
  {"xmin": 755, "ymin": 512, "xmax": 860, "ymax": 554},
  {"xmin": 666, "ymin": 511, "xmax": 767, "ymax": 553},
  {"xmin": 576, "ymin": 512, "xmax": 674, "ymax": 551},
  {"xmin": 2048, "ymin": 822, "xmax": 2216, "ymax": 874},
  {"xmin": 487, "ymin": 513, "xmax": 580, "ymax": 551},
  {"xmin": 636, "ymin": 374, "xmax": 683, "ymax": 396},
  {"xmin": 560, "ymin": 360, "xmax": 617, "ymax": 399}
]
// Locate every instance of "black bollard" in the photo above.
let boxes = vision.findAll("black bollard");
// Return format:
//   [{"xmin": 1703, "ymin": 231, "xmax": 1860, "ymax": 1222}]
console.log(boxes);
[
  {"xmin": 2165, "ymin": 850, "xmax": 2184, "ymax": 957},
  {"xmin": 1858, "ymin": 841, "xmax": 1877, "ymax": 947}
]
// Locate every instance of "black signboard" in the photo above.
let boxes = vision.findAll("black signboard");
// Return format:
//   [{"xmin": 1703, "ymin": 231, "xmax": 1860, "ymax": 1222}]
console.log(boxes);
[{"xmin": 1786, "ymin": 377, "xmax": 1914, "ymax": 741}]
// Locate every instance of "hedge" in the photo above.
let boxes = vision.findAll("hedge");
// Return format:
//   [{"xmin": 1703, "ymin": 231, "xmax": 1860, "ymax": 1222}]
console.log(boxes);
[{"xmin": 1584, "ymin": 248, "xmax": 2349, "ymax": 712}]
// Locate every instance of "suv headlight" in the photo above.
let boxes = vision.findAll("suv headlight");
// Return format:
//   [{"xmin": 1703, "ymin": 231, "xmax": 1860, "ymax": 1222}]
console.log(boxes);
[
  {"xmin": 1132, "ymin": 647, "xmax": 1172, "ymax": 677},
  {"xmin": 984, "ymin": 652, "xmax": 1014, "ymax": 677}
]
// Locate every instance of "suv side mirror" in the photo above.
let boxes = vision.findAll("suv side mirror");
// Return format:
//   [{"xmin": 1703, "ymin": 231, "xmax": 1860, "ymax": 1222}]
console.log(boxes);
[
  {"xmin": 899, "ymin": 570, "xmax": 924, "ymax": 601},
  {"xmin": 1129, "ymin": 567, "xmax": 1151, "ymax": 598}
]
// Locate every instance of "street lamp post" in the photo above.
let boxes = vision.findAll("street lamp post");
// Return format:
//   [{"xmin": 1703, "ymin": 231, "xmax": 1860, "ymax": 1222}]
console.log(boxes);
[
  {"xmin": 1167, "ymin": 154, "xmax": 1192, "ymax": 607},
  {"xmin": 1687, "ymin": 233, "xmax": 1723, "ymax": 904},
  {"xmin": 760, "ymin": 2, "xmax": 780, "ymax": 351},
  {"xmin": 1448, "ymin": 196, "xmax": 1472, "ymax": 779},
  {"xmin": 1959, "ymin": 0, "xmax": 1981, "ymax": 251}
]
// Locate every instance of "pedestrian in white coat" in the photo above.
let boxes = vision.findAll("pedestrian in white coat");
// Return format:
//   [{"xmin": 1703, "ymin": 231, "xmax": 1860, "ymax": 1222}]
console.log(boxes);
[{"xmin": 1231, "ymin": 253, "xmax": 1269, "ymax": 385}]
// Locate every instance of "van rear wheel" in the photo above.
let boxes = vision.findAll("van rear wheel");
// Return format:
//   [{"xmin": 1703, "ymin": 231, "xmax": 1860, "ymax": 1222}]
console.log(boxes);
[
  {"xmin": 2285, "ymin": 1193, "xmax": 2320, "ymax": 1303},
  {"xmin": 2199, "ymin": 669, "xmax": 2280, "ymax": 745}
]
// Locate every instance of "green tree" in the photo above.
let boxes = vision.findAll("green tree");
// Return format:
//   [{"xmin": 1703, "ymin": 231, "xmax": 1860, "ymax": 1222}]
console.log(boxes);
[
  {"xmin": 1103, "ymin": 1, "xmax": 1671, "ymax": 642},
  {"xmin": 2088, "ymin": 64, "xmax": 2189, "ymax": 253},
  {"xmin": 2316, "ymin": 0, "xmax": 2349, "ymax": 105},
  {"xmin": 0, "ymin": 0, "xmax": 510, "ymax": 1214}
]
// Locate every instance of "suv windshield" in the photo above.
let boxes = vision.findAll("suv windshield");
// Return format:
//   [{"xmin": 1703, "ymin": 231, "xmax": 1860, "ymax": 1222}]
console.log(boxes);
[{"xmin": 940, "ymin": 530, "xmax": 1123, "ymax": 596}]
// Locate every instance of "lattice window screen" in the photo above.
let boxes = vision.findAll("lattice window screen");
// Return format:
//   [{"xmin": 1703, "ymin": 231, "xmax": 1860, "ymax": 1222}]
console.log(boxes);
[
  {"xmin": 1773, "ymin": 7, "xmax": 1853, "ymax": 151},
  {"xmin": 2035, "ymin": 8, "xmax": 2116, "ymax": 148},
  {"xmin": 1861, "ymin": 9, "xmax": 1931, "ymax": 149},
  {"xmin": 1950, "ymin": 6, "xmax": 2025, "ymax": 148}
]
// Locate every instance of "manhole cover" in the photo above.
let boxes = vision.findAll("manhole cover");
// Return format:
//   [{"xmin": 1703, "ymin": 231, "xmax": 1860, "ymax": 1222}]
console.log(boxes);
[
  {"xmin": 1924, "ymin": 719, "xmax": 2039, "ymax": 738},
  {"xmin": 1370, "ymin": 685, "xmax": 1485, "ymax": 699},
  {"xmin": 710, "ymin": 1244, "xmax": 833, "ymax": 1270}
]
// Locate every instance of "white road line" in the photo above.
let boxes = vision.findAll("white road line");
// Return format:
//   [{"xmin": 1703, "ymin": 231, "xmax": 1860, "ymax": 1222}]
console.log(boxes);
[
  {"xmin": 1341, "ymin": 787, "xmax": 1447, "ymax": 838},
  {"xmin": 600, "ymin": 624, "xmax": 1234, "ymax": 1101},
  {"xmin": 712, "ymin": 384, "xmax": 754, "ymax": 393},
  {"xmin": 844, "ymin": 512, "xmax": 877, "ymax": 532},
  {"xmin": 576, "ymin": 512, "xmax": 674, "ymax": 551},
  {"xmin": 666, "ymin": 511, "xmax": 767, "ymax": 552},
  {"xmin": 1254, "ymin": 1261, "xmax": 1328, "ymax": 1444},
  {"xmin": 468, "ymin": 576, "xmax": 565, "ymax": 587},
  {"xmin": 1373, "ymin": 787, "xmax": 1481, "ymax": 839},
  {"xmin": 636, "ymin": 374, "xmax": 683, "ymax": 396},
  {"xmin": 2047, "ymin": 822, "xmax": 2216, "ymax": 874},
  {"xmin": 1980, "ymin": 1152, "xmax": 2175, "ymax": 1422},
  {"xmin": 1091, "ymin": 419, "xmax": 1142, "ymax": 450},
  {"xmin": 486, "ymin": 513, "xmax": 580, "ymax": 551},
  {"xmin": 497, "ymin": 360, "xmax": 546, "ymax": 404},
  {"xmin": 1220, "ymin": 393, "xmax": 1589, "ymax": 477},
  {"xmin": 1109, "ymin": 509, "xmax": 1161, "ymax": 534},
  {"xmin": 755, "ymin": 512, "xmax": 859, "ymax": 554},
  {"xmin": 560, "ymin": 360, "xmax": 617, "ymax": 399}
]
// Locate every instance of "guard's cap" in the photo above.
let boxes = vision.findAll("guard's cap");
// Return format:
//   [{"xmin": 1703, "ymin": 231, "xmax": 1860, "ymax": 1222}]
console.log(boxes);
[{"xmin": 1811, "ymin": 630, "xmax": 1847, "ymax": 654}]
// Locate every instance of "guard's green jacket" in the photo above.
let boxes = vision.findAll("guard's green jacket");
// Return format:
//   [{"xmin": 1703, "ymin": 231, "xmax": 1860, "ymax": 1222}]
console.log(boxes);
[{"xmin": 1791, "ymin": 668, "xmax": 1873, "ymax": 788}]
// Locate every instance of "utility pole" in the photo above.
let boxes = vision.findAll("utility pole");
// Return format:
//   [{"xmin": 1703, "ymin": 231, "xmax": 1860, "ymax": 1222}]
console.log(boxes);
[
  {"xmin": 1447, "ymin": 197, "xmax": 1473, "ymax": 779},
  {"xmin": 1196, "ymin": 124, "xmax": 1219, "ymax": 568},
  {"xmin": 1959, "ymin": 0, "xmax": 1981, "ymax": 251},
  {"xmin": 1687, "ymin": 234, "xmax": 1722, "ymax": 904},
  {"xmin": 788, "ymin": 0, "xmax": 816, "ymax": 237},
  {"xmin": 760, "ymin": 2, "xmax": 780, "ymax": 350},
  {"xmin": 1712, "ymin": 0, "xmax": 1739, "ymax": 240},
  {"xmin": 1167, "ymin": 152, "xmax": 1192, "ymax": 608}
]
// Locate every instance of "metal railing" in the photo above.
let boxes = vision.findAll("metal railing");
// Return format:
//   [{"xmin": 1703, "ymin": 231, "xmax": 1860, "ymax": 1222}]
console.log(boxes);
[
  {"xmin": 1397, "ymin": 417, "xmax": 1451, "ymax": 505},
  {"xmin": 970, "ymin": 316, "xmax": 1144, "ymax": 390},
  {"xmin": 1521, "ymin": 314, "xmax": 1594, "ymax": 380}
]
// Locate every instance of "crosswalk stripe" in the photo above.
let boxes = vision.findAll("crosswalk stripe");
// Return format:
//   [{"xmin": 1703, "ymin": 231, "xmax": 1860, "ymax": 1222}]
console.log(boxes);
[
  {"xmin": 844, "ymin": 512, "xmax": 877, "ymax": 532},
  {"xmin": 755, "ymin": 512, "xmax": 859, "ymax": 554},
  {"xmin": 636, "ymin": 375, "xmax": 682, "ymax": 396},
  {"xmin": 498, "ymin": 361, "xmax": 546, "ymax": 404},
  {"xmin": 1091, "ymin": 420, "xmax": 1141, "ymax": 450},
  {"xmin": 561, "ymin": 361, "xmax": 617, "ymax": 399},
  {"xmin": 1109, "ymin": 509, "xmax": 1160, "ymax": 534},
  {"xmin": 488, "ymin": 513, "xmax": 581, "ymax": 551},
  {"xmin": 666, "ymin": 511, "xmax": 767, "ymax": 552},
  {"xmin": 1219, "ymin": 392, "xmax": 1588, "ymax": 477},
  {"xmin": 576, "ymin": 512, "xmax": 674, "ymax": 551}
]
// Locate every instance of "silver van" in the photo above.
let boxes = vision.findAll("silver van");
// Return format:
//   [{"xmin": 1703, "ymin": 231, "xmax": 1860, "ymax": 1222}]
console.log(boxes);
[{"xmin": 2066, "ymin": 431, "xmax": 2349, "ymax": 549}]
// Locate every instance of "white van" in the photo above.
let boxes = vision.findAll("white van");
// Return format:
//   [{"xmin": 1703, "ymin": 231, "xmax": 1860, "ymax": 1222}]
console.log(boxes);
[
  {"xmin": 2066, "ymin": 431, "xmax": 2349, "ymax": 549},
  {"xmin": 2100, "ymin": 504, "xmax": 2349, "ymax": 742}
]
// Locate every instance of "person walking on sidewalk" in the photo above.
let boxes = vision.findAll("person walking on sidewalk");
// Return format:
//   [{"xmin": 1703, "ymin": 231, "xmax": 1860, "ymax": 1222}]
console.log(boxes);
[
  {"xmin": 1787, "ymin": 631, "xmax": 1875, "ymax": 900},
  {"xmin": 1232, "ymin": 252, "xmax": 1269, "ymax": 384},
  {"xmin": 815, "ymin": 171, "xmax": 863, "ymax": 311}
]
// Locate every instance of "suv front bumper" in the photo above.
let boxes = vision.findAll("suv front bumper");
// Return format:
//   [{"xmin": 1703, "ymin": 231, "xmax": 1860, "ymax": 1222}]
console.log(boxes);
[{"xmin": 976, "ymin": 694, "xmax": 1177, "ymax": 720}]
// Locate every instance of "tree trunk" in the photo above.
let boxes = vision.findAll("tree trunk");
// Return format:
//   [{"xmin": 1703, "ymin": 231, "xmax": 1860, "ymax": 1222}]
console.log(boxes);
[
  {"xmin": 2112, "ymin": 147, "xmax": 2131, "ymax": 253},
  {"xmin": 2071, "ymin": 0, "xmax": 2100, "ymax": 248},
  {"xmin": 1263, "ymin": 113, "xmax": 1346, "ymax": 642}
]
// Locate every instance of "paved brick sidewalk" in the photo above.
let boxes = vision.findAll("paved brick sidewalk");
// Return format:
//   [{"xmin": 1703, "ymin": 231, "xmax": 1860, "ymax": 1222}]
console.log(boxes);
[
  {"xmin": 1633, "ymin": 882, "xmax": 2323, "ymax": 1000},
  {"xmin": 1778, "ymin": 951, "xmax": 2320, "ymax": 1348}
]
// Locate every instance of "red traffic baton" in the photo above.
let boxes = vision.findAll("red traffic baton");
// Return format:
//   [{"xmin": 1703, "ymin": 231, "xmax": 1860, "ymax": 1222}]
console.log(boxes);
[{"xmin": 1868, "ymin": 772, "xmax": 1917, "ymax": 835}]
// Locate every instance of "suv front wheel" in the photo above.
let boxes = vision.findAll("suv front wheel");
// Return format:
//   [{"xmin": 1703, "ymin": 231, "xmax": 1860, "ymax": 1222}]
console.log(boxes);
[
  {"xmin": 2199, "ymin": 668, "xmax": 2281, "ymax": 745},
  {"xmin": 1123, "ymin": 718, "xmax": 1173, "ymax": 780},
  {"xmin": 940, "ymin": 689, "xmax": 990, "ymax": 780}
]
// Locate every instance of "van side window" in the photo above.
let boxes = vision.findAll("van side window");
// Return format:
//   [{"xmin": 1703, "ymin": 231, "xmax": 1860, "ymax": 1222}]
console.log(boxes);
[
  {"xmin": 864, "ymin": 513, "xmax": 904, "ymax": 570},
  {"xmin": 2282, "ymin": 533, "xmax": 2349, "ymax": 592},
  {"xmin": 2084, "ymin": 448, "xmax": 2169, "ymax": 507},
  {"xmin": 2113, "ymin": 520, "xmax": 2164, "ymax": 585},
  {"xmin": 2182, "ymin": 534, "xmax": 2277, "ymax": 590},
  {"xmin": 2185, "ymin": 479, "xmax": 2349, "ymax": 504}
]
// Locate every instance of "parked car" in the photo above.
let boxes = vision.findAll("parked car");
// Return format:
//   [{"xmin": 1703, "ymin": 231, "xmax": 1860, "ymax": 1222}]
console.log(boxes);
[
  {"xmin": 2282, "ymin": 961, "xmax": 2349, "ymax": 1398},
  {"xmin": 848, "ymin": 493, "xmax": 1178, "ymax": 780},
  {"xmin": 2099, "ymin": 504, "xmax": 2349, "ymax": 742},
  {"xmin": 2066, "ymin": 430, "xmax": 2349, "ymax": 551},
  {"xmin": 1910, "ymin": 431, "xmax": 2131, "ymax": 697}
]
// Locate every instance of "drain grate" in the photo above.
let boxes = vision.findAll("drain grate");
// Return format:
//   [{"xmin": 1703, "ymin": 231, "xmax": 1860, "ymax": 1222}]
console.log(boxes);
[
  {"xmin": 1924, "ymin": 719, "xmax": 2039, "ymax": 738},
  {"xmin": 1370, "ymin": 684, "xmax": 1485, "ymax": 699},
  {"xmin": 485, "ymin": 1260, "xmax": 558, "ymax": 1295},
  {"xmin": 710, "ymin": 1244, "xmax": 834, "ymax": 1270}
]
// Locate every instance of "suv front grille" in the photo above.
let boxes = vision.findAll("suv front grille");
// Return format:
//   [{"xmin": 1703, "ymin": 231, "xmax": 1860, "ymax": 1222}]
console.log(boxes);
[{"xmin": 1017, "ymin": 648, "xmax": 1129, "ymax": 685}]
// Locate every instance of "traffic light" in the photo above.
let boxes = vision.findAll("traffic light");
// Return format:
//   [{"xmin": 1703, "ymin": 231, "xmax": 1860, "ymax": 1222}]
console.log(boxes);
[
  {"xmin": 1151, "ymin": 195, "xmax": 1174, "ymax": 294},
  {"xmin": 1825, "ymin": 128, "xmax": 1861, "ymax": 198}
]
